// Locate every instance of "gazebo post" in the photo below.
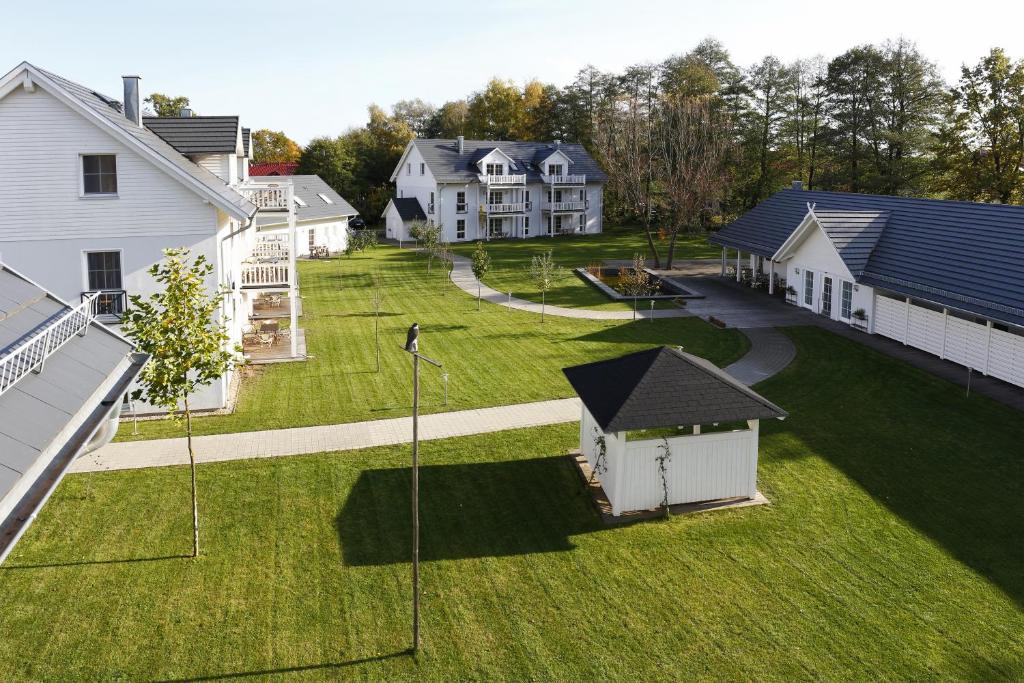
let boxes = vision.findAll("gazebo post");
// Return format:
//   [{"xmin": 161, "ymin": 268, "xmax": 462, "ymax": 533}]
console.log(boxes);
[{"xmin": 746, "ymin": 419, "xmax": 760, "ymax": 499}]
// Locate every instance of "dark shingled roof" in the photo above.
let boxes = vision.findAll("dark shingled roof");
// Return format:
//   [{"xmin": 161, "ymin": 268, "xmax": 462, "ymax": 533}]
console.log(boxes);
[
  {"xmin": 242, "ymin": 127, "xmax": 250, "ymax": 157},
  {"xmin": 389, "ymin": 197, "xmax": 427, "ymax": 221},
  {"xmin": 812, "ymin": 210, "xmax": 888, "ymax": 278},
  {"xmin": 563, "ymin": 347, "xmax": 787, "ymax": 432},
  {"xmin": 710, "ymin": 189, "xmax": 1024, "ymax": 327},
  {"xmin": 405, "ymin": 139, "xmax": 608, "ymax": 183},
  {"xmin": 143, "ymin": 116, "xmax": 240, "ymax": 154}
]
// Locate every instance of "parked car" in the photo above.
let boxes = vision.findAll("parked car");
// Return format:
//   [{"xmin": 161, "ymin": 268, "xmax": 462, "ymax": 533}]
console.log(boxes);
[{"xmin": 348, "ymin": 217, "xmax": 367, "ymax": 230}]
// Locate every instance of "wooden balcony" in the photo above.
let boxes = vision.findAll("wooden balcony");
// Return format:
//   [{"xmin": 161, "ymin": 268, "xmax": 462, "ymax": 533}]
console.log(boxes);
[
  {"xmin": 541, "ymin": 174, "xmax": 586, "ymax": 185},
  {"xmin": 483, "ymin": 174, "xmax": 526, "ymax": 185},
  {"xmin": 543, "ymin": 200, "xmax": 587, "ymax": 212},
  {"xmin": 241, "ymin": 263, "xmax": 290, "ymax": 289},
  {"xmin": 240, "ymin": 185, "xmax": 290, "ymax": 212},
  {"xmin": 486, "ymin": 202, "xmax": 526, "ymax": 214}
]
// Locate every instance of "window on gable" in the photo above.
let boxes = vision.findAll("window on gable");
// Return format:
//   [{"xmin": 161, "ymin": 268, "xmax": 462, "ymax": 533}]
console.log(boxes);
[
  {"xmin": 82, "ymin": 154, "xmax": 117, "ymax": 194},
  {"xmin": 486, "ymin": 163, "xmax": 504, "ymax": 176},
  {"xmin": 547, "ymin": 163, "xmax": 563, "ymax": 176},
  {"xmin": 407, "ymin": 163, "xmax": 412, "ymax": 175},
  {"xmin": 420, "ymin": 163, "xmax": 425, "ymax": 175},
  {"xmin": 317, "ymin": 192, "xmax": 333, "ymax": 204}
]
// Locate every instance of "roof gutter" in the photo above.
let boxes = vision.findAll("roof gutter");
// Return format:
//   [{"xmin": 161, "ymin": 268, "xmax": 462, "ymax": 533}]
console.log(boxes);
[{"xmin": 0, "ymin": 351, "xmax": 148, "ymax": 565}]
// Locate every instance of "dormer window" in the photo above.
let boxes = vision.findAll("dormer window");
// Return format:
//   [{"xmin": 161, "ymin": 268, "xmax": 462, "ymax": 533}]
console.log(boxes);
[
  {"xmin": 547, "ymin": 163, "xmax": 563, "ymax": 176},
  {"xmin": 486, "ymin": 163, "xmax": 504, "ymax": 176},
  {"xmin": 82, "ymin": 154, "xmax": 117, "ymax": 195},
  {"xmin": 317, "ymin": 193, "xmax": 333, "ymax": 204}
]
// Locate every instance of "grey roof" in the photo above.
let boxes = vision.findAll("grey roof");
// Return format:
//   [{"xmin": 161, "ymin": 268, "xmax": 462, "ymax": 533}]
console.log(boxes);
[
  {"xmin": 812, "ymin": 210, "xmax": 888, "ymax": 278},
  {"xmin": 388, "ymin": 197, "xmax": 427, "ymax": 221},
  {"xmin": 28, "ymin": 64, "xmax": 255, "ymax": 219},
  {"xmin": 0, "ymin": 264, "xmax": 146, "ymax": 559},
  {"xmin": 710, "ymin": 189, "xmax": 1024, "ymax": 327},
  {"xmin": 563, "ymin": 346, "xmax": 787, "ymax": 433},
  {"xmin": 142, "ymin": 115, "xmax": 240, "ymax": 154},
  {"xmin": 404, "ymin": 139, "xmax": 608, "ymax": 183},
  {"xmin": 252, "ymin": 175, "xmax": 359, "ymax": 227},
  {"xmin": 242, "ymin": 127, "xmax": 250, "ymax": 157}
]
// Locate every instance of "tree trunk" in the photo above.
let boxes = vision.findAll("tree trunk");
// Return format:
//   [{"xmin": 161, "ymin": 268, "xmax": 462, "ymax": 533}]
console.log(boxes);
[
  {"xmin": 642, "ymin": 212, "xmax": 661, "ymax": 269},
  {"xmin": 541, "ymin": 291, "xmax": 545, "ymax": 323},
  {"xmin": 185, "ymin": 397, "xmax": 199, "ymax": 558},
  {"xmin": 666, "ymin": 230, "xmax": 680, "ymax": 270},
  {"xmin": 375, "ymin": 308, "xmax": 380, "ymax": 373},
  {"xmin": 477, "ymin": 282, "xmax": 481, "ymax": 311}
]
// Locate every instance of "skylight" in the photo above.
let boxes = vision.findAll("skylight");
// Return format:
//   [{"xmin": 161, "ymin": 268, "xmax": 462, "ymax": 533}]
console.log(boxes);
[
  {"xmin": 317, "ymin": 193, "xmax": 333, "ymax": 204},
  {"xmin": 293, "ymin": 196, "xmax": 307, "ymax": 207}
]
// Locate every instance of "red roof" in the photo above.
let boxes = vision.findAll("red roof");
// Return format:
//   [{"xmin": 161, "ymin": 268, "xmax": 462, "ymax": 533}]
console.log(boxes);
[{"xmin": 249, "ymin": 162, "xmax": 298, "ymax": 176}]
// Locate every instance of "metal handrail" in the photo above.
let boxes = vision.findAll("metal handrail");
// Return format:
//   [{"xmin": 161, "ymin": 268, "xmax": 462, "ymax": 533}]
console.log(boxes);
[{"xmin": 0, "ymin": 294, "xmax": 97, "ymax": 397}]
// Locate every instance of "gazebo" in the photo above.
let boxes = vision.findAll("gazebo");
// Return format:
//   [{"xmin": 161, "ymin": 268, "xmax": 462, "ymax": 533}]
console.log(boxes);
[{"xmin": 563, "ymin": 346, "xmax": 788, "ymax": 517}]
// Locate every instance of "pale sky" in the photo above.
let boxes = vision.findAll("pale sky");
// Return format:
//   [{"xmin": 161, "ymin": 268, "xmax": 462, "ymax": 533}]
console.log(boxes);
[{"xmin": 2, "ymin": 0, "xmax": 1021, "ymax": 144}]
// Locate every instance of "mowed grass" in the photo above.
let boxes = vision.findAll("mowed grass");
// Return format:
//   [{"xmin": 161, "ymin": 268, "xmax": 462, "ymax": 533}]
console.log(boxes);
[
  {"xmin": 3, "ymin": 328, "xmax": 1021, "ymax": 680},
  {"xmin": 119, "ymin": 245, "xmax": 746, "ymax": 441},
  {"xmin": 451, "ymin": 225, "xmax": 719, "ymax": 310}
]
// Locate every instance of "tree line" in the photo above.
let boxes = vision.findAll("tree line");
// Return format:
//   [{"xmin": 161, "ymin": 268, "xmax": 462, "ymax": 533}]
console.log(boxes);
[{"xmin": 241, "ymin": 39, "xmax": 1023, "ymax": 228}]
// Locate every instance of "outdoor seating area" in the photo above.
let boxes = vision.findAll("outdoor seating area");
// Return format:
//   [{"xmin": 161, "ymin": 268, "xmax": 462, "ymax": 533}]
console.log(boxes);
[
  {"xmin": 242, "ymin": 321, "xmax": 306, "ymax": 363},
  {"xmin": 251, "ymin": 291, "xmax": 300, "ymax": 319}
]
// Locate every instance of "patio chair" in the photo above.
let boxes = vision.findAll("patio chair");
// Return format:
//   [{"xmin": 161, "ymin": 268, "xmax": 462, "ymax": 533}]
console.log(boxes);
[{"xmin": 257, "ymin": 332, "xmax": 276, "ymax": 348}]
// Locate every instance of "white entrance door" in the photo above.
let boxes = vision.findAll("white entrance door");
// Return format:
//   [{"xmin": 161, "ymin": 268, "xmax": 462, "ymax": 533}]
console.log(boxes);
[{"xmin": 803, "ymin": 269, "xmax": 815, "ymax": 309}]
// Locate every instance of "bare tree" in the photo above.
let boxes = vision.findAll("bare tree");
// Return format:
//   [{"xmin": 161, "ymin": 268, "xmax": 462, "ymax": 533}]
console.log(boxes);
[
  {"xmin": 371, "ymin": 271, "xmax": 385, "ymax": 372},
  {"xmin": 658, "ymin": 96, "xmax": 735, "ymax": 269}
]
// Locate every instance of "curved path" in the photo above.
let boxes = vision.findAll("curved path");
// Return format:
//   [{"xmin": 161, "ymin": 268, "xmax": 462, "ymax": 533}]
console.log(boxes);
[{"xmin": 449, "ymin": 254, "xmax": 689, "ymax": 320}]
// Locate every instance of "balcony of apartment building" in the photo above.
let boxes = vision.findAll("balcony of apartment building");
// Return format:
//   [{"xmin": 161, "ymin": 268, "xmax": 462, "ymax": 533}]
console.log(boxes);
[
  {"xmin": 540, "ymin": 173, "xmax": 586, "ymax": 186},
  {"xmin": 481, "ymin": 172, "xmax": 527, "ymax": 187},
  {"xmin": 542, "ymin": 199, "xmax": 589, "ymax": 213}
]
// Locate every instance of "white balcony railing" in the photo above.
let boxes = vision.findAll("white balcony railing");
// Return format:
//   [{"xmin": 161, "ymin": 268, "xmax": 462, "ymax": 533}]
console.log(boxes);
[
  {"xmin": 241, "ymin": 263, "xmax": 290, "ymax": 287},
  {"xmin": 541, "ymin": 174, "xmax": 586, "ymax": 185},
  {"xmin": 486, "ymin": 202, "xmax": 526, "ymax": 214},
  {"xmin": 484, "ymin": 174, "xmax": 526, "ymax": 185},
  {"xmin": 240, "ymin": 185, "xmax": 290, "ymax": 211},
  {"xmin": 0, "ymin": 293, "xmax": 96, "ymax": 397},
  {"xmin": 544, "ymin": 201, "xmax": 587, "ymax": 212},
  {"xmin": 251, "ymin": 240, "xmax": 290, "ymax": 261}
]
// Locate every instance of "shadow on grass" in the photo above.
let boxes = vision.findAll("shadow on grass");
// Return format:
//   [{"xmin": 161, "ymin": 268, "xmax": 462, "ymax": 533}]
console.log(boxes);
[
  {"xmin": 762, "ymin": 327, "xmax": 1024, "ymax": 606},
  {"xmin": 3, "ymin": 554, "xmax": 190, "ymax": 570},
  {"xmin": 338, "ymin": 456, "xmax": 601, "ymax": 566},
  {"xmin": 155, "ymin": 651, "xmax": 409, "ymax": 682}
]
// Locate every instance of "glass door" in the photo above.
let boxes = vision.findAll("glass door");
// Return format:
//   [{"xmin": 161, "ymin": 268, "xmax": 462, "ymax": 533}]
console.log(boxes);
[
  {"xmin": 821, "ymin": 276, "xmax": 833, "ymax": 317},
  {"xmin": 803, "ymin": 270, "xmax": 814, "ymax": 307}
]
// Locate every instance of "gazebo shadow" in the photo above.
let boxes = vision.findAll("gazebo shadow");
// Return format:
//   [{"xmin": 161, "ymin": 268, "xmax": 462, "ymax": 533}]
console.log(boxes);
[{"xmin": 337, "ymin": 456, "xmax": 602, "ymax": 566}]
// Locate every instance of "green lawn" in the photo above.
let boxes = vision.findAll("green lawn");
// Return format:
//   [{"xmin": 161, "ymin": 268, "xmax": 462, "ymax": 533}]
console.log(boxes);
[
  {"xmin": 451, "ymin": 225, "xmax": 718, "ymax": 310},
  {"xmin": 3, "ymin": 327, "xmax": 1021, "ymax": 680},
  {"xmin": 119, "ymin": 245, "xmax": 746, "ymax": 441}
]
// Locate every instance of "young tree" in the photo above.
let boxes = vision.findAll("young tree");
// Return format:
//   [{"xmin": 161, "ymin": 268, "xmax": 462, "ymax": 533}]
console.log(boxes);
[
  {"xmin": 528, "ymin": 250, "xmax": 562, "ymax": 322},
  {"xmin": 370, "ymin": 272, "xmax": 385, "ymax": 372},
  {"xmin": 144, "ymin": 93, "xmax": 190, "ymax": 117},
  {"xmin": 251, "ymin": 129, "xmax": 302, "ymax": 163},
  {"xmin": 470, "ymin": 240, "xmax": 492, "ymax": 310},
  {"xmin": 658, "ymin": 96, "xmax": 735, "ymax": 268},
  {"xmin": 409, "ymin": 221, "xmax": 441, "ymax": 273},
  {"xmin": 121, "ymin": 249, "xmax": 237, "ymax": 558}
]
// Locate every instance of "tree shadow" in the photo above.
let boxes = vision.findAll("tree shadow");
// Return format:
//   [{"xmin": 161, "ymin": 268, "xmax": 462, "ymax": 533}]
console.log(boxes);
[
  {"xmin": 155, "ymin": 651, "xmax": 409, "ymax": 682},
  {"xmin": 338, "ymin": 456, "xmax": 602, "ymax": 566},
  {"xmin": 3, "ymin": 554, "xmax": 190, "ymax": 570}
]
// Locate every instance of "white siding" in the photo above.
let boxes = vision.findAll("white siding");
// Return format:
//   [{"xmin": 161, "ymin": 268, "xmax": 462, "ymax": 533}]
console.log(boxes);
[{"xmin": 194, "ymin": 153, "xmax": 236, "ymax": 184}]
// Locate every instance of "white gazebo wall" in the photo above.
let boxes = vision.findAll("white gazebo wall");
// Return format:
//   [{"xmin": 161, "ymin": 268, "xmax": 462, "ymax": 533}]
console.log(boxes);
[
  {"xmin": 580, "ymin": 407, "xmax": 626, "ymax": 501},
  {"xmin": 607, "ymin": 420, "xmax": 760, "ymax": 515}
]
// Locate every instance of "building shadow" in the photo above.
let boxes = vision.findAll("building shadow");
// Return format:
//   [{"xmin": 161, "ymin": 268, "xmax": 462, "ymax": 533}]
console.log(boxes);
[
  {"xmin": 155, "ymin": 651, "xmax": 409, "ymax": 682},
  {"xmin": 337, "ymin": 456, "xmax": 601, "ymax": 566}
]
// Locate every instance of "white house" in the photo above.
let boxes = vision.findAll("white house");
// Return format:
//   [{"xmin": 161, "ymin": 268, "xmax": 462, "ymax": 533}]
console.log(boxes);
[
  {"xmin": 563, "ymin": 346, "xmax": 787, "ymax": 517},
  {"xmin": 710, "ymin": 184, "xmax": 1024, "ymax": 389},
  {"xmin": 386, "ymin": 137, "xmax": 607, "ymax": 243},
  {"xmin": 251, "ymin": 174, "xmax": 357, "ymax": 257},
  {"xmin": 0, "ymin": 62, "xmax": 355, "ymax": 412},
  {"xmin": 0, "ymin": 262, "xmax": 147, "ymax": 562}
]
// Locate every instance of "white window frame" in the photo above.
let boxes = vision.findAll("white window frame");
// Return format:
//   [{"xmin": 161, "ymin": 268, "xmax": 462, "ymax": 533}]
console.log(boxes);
[
  {"xmin": 485, "ymin": 163, "xmax": 504, "ymax": 176},
  {"xmin": 822, "ymin": 276, "xmax": 833, "ymax": 317},
  {"xmin": 407, "ymin": 163, "xmax": 412, "ymax": 175},
  {"xmin": 456, "ymin": 219, "xmax": 466, "ymax": 239},
  {"xmin": 456, "ymin": 190, "xmax": 467, "ymax": 213},
  {"xmin": 488, "ymin": 217, "xmax": 503, "ymax": 236},
  {"xmin": 578, "ymin": 213, "xmax": 585, "ymax": 231},
  {"xmin": 79, "ymin": 153, "xmax": 118, "ymax": 198},
  {"xmin": 420, "ymin": 162, "xmax": 425, "ymax": 175},
  {"xmin": 547, "ymin": 163, "xmax": 563, "ymax": 176},
  {"xmin": 803, "ymin": 270, "xmax": 814, "ymax": 307},
  {"xmin": 81, "ymin": 248, "xmax": 125, "ymax": 319},
  {"xmin": 840, "ymin": 281, "xmax": 854, "ymax": 320}
]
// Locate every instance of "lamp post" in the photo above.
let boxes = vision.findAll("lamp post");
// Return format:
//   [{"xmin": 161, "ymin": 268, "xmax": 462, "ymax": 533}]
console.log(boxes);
[{"xmin": 402, "ymin": 323, "xmax": 441, "ymax": 655}]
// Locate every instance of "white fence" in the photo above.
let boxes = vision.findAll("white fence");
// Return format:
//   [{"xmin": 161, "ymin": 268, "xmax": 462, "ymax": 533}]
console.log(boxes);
[
  {"xmin": 542, "ymin": 174, "xmax": 587, "ymax": 185},
  {"xmin": 580, "ymin": 407, "xmax": 759, "ymax": 516},
  {"xmin": 873, "ymin": 294, "xmax": 1024, "ymax": 387},
  {"xmin": 484, "ymin": 174, "xmax": 526, "ymax": 185},
  {"xmin": 0, "ymin": 294, "xmax": 96, "ymax": 397},
  {"xmin": 240, "ymin": 186, "xmax": 290, "ymax": 211},
  {"xmin": 241, "ymin": 263, "xmax": 290, "ymax": 287}
]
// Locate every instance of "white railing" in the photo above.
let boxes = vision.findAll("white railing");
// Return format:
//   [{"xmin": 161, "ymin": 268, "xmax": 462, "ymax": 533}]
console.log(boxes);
[
  {"xmin": 0, "ymin": 294, "xmax": 96, "ymax": 397},
  {"xmin": 251, "ymin": 241, "xmax": 290, "ymax": 260},
  {"xmin": 542, "ymin": 174, "xmax": 586, "ymax": 185},
  {"xmin": 486, "ymin": 202, "xmax": 526, "ymax": 213},
  {"xmin": 240, "ymin": 186, "xmax": 290, "ymax": 211},
  {"xmin": 544, "ymin": 201, "xmax": 586, "ymax": 212},
  {"xmin": 241, "ymin": 263, "xmax": 290, "ymax": 287},
  {"xmin": 485, "ymin": 174, "xmax": 526, "ymax": 185}
]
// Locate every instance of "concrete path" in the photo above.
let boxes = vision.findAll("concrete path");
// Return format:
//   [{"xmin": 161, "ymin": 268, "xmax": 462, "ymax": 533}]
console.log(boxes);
[
  {"xmin": 726, "ymin": 328, "xmax": 797, "ymax": 386},
  {"xmin": 449, "ymin": 254, "xmax": 690, "ymax": 320},
  {"xmin": 70, "ymin": 398, "xmax": 584, "ymax": 474}
]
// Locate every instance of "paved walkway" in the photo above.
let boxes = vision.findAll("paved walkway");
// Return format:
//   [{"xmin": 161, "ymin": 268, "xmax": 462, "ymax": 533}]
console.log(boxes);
[
  {"xmin": 70, "ymin": 398, "xmax": 583, "ymax": 474},
  {"xmin": 727, "ymin": 328, "xmax": 797, "ymax": 386},
  {"xmin": 449, "ymin": 254, "xmax": 691, "ymax": 320}
]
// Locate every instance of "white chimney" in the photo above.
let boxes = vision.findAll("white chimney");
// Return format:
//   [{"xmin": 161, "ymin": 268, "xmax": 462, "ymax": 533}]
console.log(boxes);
[
  {"xmin": 792, "ymin": 180, "xmax": 804, "ymax": 191},
  {"xmin": 122, "ymin": 75, "xmax": 141, "ymax": 126},
  {"xmin": 457, "ymin": 135, "xmax": 464, "ymax": 153},
  {"xmin": 180, "ymin": 108, "xmax": 193, "ymax": 118}
]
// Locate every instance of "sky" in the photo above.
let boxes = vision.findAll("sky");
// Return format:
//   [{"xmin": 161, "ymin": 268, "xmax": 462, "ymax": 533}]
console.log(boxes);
[{"xmin": 2, "ymin": 0, "xmax": 1022, "ymax": 144}]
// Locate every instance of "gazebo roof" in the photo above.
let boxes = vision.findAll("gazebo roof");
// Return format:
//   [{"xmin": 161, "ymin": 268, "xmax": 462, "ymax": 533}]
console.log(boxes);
[{"xmin": 562, "ymin": 346, "xmax": 788, "ymax": 432}]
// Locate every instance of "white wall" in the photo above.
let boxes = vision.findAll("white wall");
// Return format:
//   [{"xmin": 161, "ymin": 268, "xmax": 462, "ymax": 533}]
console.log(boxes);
[
  {"xmin": 258, "ymin": 218, "xmax": 350, "ymax": 257},
  {"xmin": 395, "ymin": 145, "xmax": 437, "ymax": 226},
  {"xmin": 781, "ymin": 222, "xmax": 869, "ymax": 322},
  {"xmin": 194, "ymin": 153, "xmax": 237, "ymax": 185}
]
